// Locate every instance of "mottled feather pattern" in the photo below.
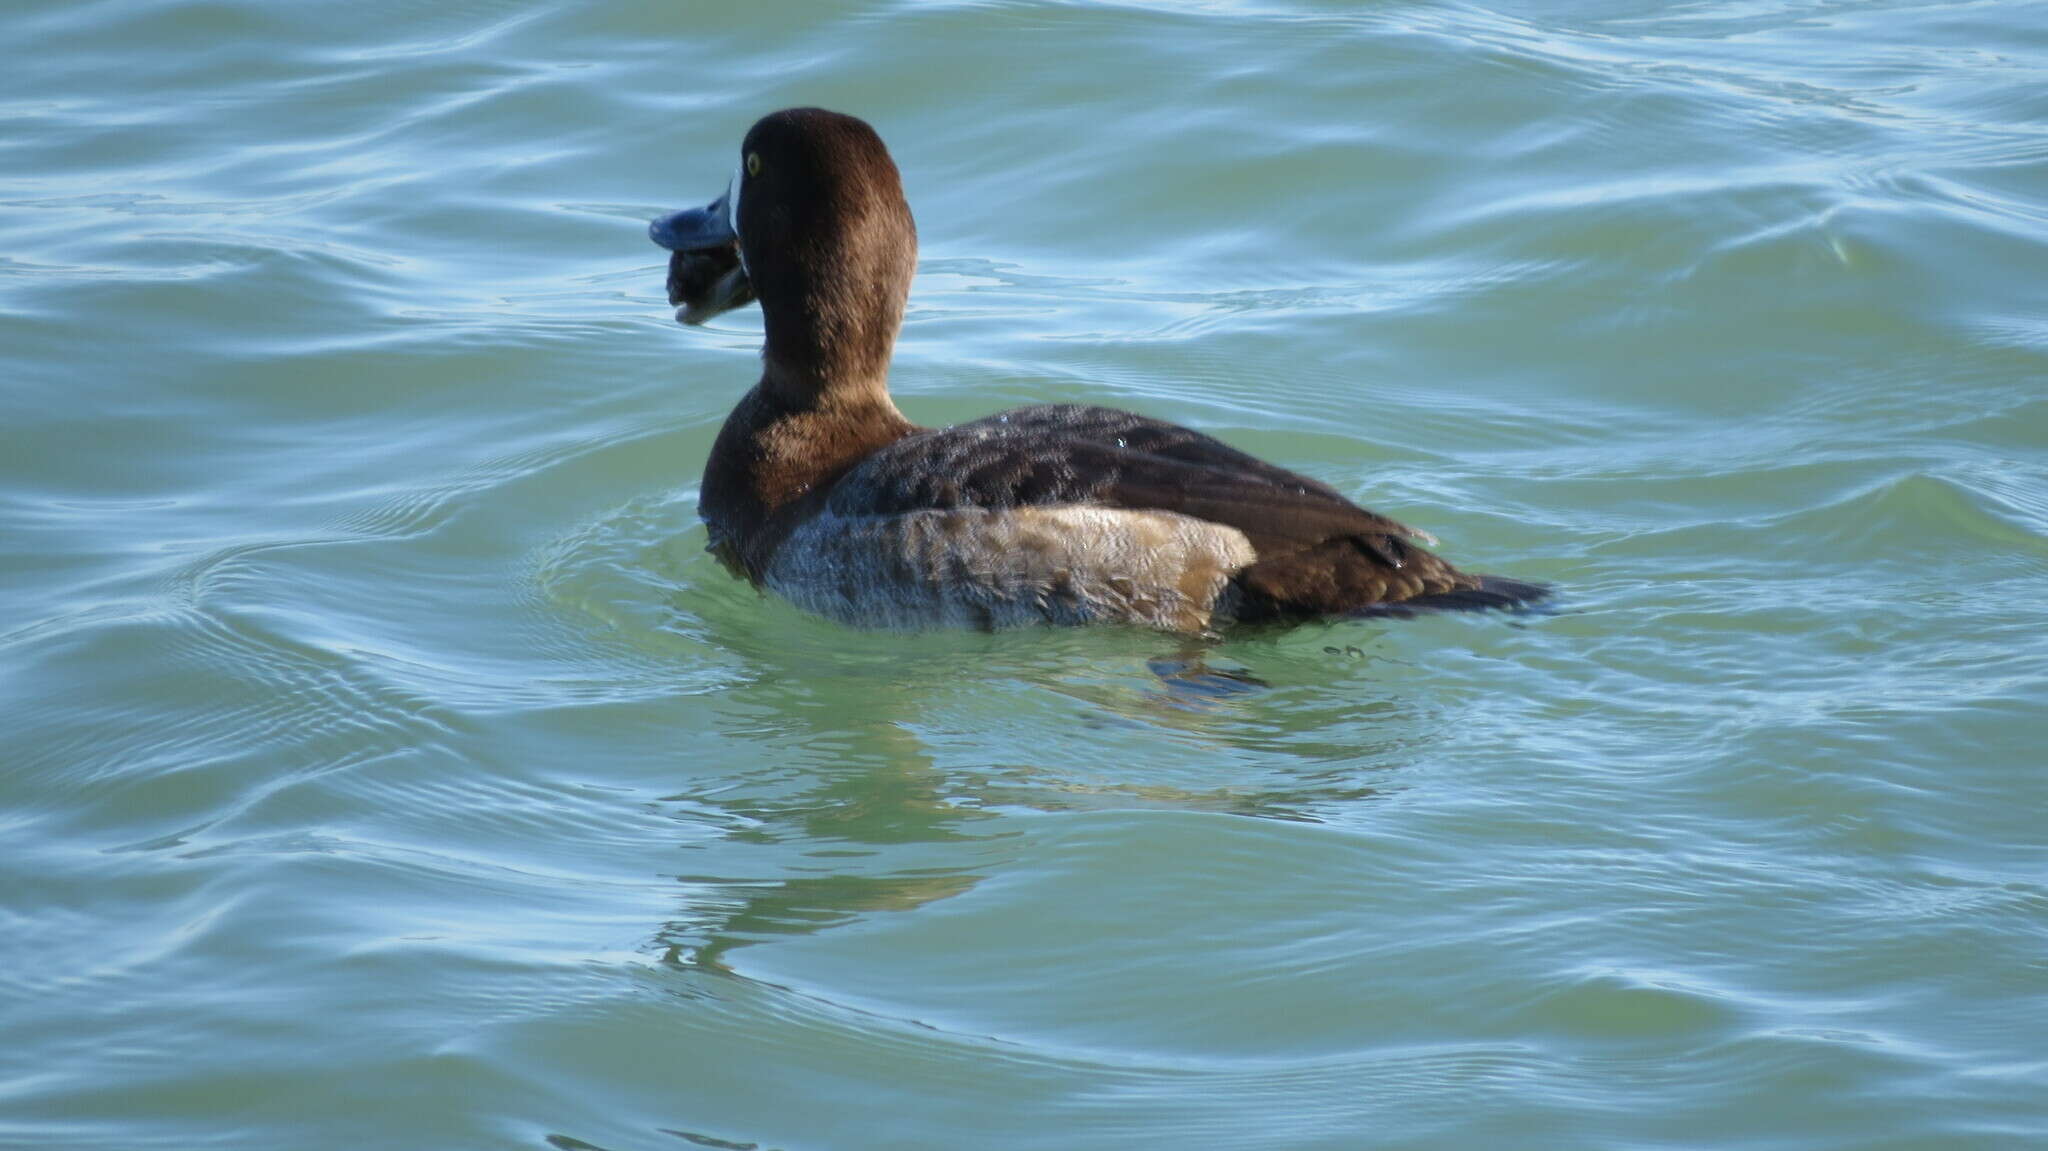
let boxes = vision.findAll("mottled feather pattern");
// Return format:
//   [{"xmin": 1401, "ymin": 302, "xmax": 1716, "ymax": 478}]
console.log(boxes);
[
  {"xmin": 818, "ymin": 404, "xmax": 1513, "ymax": 623},
  {"xmin": 832, "ymin": 405, "xmax": 1350, "ymax": 515},
  {"xmin": 765, "ymin": 504, "xmax": 1256, "ymax": 632}
]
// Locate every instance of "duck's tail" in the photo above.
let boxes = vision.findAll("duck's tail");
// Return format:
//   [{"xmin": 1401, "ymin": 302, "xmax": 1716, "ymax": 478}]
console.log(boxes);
[{"xmin": 1343, "ymin": 573, "xmax": 1552, "ymax": 620}]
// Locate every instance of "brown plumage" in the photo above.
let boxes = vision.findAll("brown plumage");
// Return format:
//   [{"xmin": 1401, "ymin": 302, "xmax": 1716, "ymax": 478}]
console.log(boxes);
[{"xmin": 649, "ymin": 108, "xmax": 1547, "ymax": 632}]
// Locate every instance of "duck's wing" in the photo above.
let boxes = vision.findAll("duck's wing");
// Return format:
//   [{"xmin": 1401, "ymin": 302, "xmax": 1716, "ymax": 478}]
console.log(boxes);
[{"xmin": 831, "ymin": 404, "xmax": 1544, "ymax": 618}]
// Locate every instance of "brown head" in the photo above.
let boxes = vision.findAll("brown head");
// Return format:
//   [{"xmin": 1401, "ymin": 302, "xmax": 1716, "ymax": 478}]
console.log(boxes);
[{"xmin": 651, "ymin": 108, "xmax": 918, "ymax": 407}]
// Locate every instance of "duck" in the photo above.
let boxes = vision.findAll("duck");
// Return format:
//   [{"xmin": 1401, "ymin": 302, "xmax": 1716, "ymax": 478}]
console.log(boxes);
[{"xmin": 648, "ymin": 107, "xmax": 1546, "ymax": 634}]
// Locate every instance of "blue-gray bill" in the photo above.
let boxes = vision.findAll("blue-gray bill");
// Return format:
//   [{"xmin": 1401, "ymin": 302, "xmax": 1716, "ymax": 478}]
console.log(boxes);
[{"xmin": 650, "ymin": 178, "xmax": 753, "ymax": 325}]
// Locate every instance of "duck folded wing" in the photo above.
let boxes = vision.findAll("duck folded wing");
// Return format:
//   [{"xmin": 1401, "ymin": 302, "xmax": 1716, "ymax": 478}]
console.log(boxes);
[{"xmin": 827, "ymin": 404, "xmax": 1542, "ymax": 618}]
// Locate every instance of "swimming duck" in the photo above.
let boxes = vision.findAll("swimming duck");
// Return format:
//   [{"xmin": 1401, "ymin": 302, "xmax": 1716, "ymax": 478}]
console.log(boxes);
[{"xmin": 649, "ymin": 108, "xmax": 1545, "ymax": 633}]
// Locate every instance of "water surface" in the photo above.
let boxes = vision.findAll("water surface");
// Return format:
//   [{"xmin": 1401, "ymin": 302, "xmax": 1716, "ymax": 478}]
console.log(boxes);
[{"xmin": 4, "ymin": 1, "xmax": 2046, "ymax": 1148}]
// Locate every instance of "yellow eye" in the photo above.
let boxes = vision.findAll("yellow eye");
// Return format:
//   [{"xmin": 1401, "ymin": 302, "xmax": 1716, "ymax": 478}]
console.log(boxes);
[{"xmin": 746, "ymin": 152, "xmax": 762, "ymax": 177}]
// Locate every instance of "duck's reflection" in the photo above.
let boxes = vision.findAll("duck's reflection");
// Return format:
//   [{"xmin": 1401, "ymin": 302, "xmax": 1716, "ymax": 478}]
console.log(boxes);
[
  {"xmin": 653, "ymin": 713, "xmax": 988, "ymax": 972},
  {"xmin": 650, "ymin": 601, "xmax": 1413, "ymax": 972}
]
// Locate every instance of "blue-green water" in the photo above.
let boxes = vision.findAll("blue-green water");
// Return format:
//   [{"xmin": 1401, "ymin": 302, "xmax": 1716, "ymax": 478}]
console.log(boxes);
[{"xmin": 5, "ymin": 1, "xmax": 2047, "ymax": 1147}]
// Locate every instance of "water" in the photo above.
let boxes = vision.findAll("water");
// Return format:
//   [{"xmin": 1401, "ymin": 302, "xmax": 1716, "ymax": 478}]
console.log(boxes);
[{"xmin": 4, "ymin": 1, "xmax": 2046, "ymax": 1147}]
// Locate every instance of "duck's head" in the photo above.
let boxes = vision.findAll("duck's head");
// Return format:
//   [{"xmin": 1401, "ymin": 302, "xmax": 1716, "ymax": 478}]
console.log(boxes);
[{"xmin": 651, "ymin": 108, "xmax": 917, "ymax": 393}]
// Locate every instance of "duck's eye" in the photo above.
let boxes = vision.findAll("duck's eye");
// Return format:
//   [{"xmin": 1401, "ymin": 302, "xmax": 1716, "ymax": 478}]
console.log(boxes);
[{"xmin": 746, "ymin": 152, "xmax": 762, "ymax": 178}]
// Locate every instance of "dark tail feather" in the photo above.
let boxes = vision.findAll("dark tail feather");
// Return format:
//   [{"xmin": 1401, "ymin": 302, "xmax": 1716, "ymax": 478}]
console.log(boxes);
[{"xmin": 1345, "ymin": 574, "xmax": 1552, "ymax": 620}]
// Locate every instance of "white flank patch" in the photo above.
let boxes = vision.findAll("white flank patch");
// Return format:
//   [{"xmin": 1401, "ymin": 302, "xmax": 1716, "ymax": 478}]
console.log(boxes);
[{"xmin": 763, "ymin": 505, "xmax": 1258, "ymax": 633}]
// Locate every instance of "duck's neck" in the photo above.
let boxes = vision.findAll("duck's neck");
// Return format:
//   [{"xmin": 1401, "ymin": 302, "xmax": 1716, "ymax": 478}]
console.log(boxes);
[
  {"xmin": 760, "ymin": 355, "xmax": 892, "ymax": 412},
  {"xmin": 757, "ymin": 278, "xmax": 904, "ymax": 408}
]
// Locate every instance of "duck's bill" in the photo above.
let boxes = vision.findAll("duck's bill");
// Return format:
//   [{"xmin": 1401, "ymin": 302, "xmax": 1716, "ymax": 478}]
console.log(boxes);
[{"xmin": 649, "ymin": 186, "xmax": 752, "ymax": 325}]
